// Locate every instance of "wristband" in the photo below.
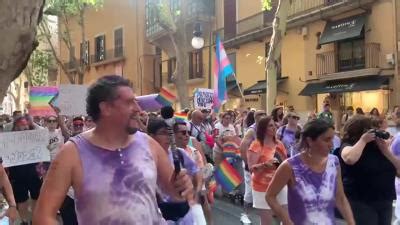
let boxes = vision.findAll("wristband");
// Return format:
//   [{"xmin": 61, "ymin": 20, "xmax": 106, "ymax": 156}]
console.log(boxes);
[{"xmin": 8, "ymin": 204, "xmax": 16, "ymax": 208}]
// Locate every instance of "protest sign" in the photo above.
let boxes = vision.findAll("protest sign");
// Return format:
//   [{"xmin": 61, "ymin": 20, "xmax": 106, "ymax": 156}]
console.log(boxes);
[
  {"xmin": 0, "ymin": 129, "xmax": 50, "ymax": 167},
  {"xmin": 193, "ymin": 88, "xmax": 214, "ymax": 109},
  {"xmin": 58, "ymin": 84, "xmax": 88, "ymax": 116},
  {"xmin": 29, "ymin": 86, "xmax": 58, "ymax": 116}
]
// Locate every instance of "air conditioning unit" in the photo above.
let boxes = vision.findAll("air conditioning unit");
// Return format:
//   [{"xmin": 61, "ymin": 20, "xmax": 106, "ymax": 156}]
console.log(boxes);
[{"xmin": 386, "ymin": 53, "xmax": 395, "ymax": 65}]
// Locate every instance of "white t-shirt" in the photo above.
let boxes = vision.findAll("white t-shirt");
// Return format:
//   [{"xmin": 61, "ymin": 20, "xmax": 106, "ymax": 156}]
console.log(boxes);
[
  {"xmin": 215, "ymin": 123, "xmax": 236, "ymax": 137},
  {"xmin": 48, "ymin": 129, "xmax": 64, "ymax": 161}
]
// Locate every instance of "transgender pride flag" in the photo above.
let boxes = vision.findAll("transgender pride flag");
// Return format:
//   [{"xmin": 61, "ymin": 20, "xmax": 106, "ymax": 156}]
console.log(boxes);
[{"xmin": 213, "ymin": 34, "xmax": 236, "ymax": 111}]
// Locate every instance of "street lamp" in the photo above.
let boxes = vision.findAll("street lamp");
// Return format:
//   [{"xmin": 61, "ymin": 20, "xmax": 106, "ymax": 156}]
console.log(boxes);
[{"xmin": 191, "ymin": 23, "xmax": 204, "ymax": 49}]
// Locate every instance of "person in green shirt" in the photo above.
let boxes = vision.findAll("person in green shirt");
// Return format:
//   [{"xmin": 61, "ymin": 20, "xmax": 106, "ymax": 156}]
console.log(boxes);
[{"xmin": 318, "ymin": 103, "xmax": 334, "ymax": 125}]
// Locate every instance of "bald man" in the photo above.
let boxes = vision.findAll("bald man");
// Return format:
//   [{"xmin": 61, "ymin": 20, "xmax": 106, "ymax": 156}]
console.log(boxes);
[{"xmin": 187, "ymin": 110, "xmax": 206, "ymax": 143}]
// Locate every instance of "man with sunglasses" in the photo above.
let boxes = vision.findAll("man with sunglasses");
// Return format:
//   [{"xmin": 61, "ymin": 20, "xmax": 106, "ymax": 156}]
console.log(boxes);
[{"xmin": 174, "ymin": 121, "xmax": 210, "ymax": 225}]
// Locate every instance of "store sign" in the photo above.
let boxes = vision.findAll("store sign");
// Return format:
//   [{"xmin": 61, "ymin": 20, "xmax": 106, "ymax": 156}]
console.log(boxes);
[{"xmin": 325, "ymin": 83, "xmax": 355, "ymax": 91}]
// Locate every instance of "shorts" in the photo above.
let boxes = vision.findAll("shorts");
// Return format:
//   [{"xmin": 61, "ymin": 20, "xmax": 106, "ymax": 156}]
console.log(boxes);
[
  {"xmin": 243, "ymin": 168, "xmax": 253, "ymax": 203},
  {"xmin": 252, "ymin": 186, "xmax": 288, "ymax": 209},
  {"xmin": 7, "ymin": 163, "xmax": 42, "ymax": 203}
]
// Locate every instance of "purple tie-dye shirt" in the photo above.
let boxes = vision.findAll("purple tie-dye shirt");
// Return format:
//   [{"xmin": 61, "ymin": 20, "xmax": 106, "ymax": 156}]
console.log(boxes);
[
  {"xmin": 70, "ymin": 132, "xmax": 166, "ymax": 225},
  {"xmin": 287, "ymin": 154, "xmax": 338, "ymax": 225}
]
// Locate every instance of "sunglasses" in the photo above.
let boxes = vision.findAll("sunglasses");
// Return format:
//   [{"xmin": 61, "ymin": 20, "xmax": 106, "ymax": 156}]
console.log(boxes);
[
  {"xmin": 176, "ymin": 130, "xmax": 189, "ymax": 135},
  {"xmin": 47, "ymin": 120, "xmax": 57, "ymax": 123},
  {"xmin": 290, "ymin": 116, "xmax": 300, "ymax": 120},
  {"xmin": 73, "ymin": 123, "xmax": 84, "ymax": 127}
]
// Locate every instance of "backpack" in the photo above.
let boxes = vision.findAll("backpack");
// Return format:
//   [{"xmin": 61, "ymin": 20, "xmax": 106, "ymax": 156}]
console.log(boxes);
[
  {"xmin": 278, "ymin": 125, "xmax": 301, "ymax": 141},
  {"xmin": 189, "ymin": 122, "xmax": 203, "ymax": 142}
]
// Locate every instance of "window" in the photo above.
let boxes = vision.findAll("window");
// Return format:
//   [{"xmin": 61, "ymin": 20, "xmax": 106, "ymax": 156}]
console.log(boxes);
[
  {"xmin": 224, "ymin": 0, "xmax": 237, "ymax": 40},
  {"xmin": 114, "ymin": 28, "xmax": 123, "ymax": 58},
  {"xmin": 167, "ymin": 57, "xmax": 176, "ymax": 83},
  {"xmin": 338, "ymin": 38, "xmax": 365, "ymax": 71},
  {"xmin": 189, "ymin": 51, "xmax": 203, "ymax": 79},
  {"xmin": 80, "ymin": 41, "xmax": 89, "ymax": 65},
  {"xmin": 95, "ymin": 35, "xmax": 106, "ymax": 62}
]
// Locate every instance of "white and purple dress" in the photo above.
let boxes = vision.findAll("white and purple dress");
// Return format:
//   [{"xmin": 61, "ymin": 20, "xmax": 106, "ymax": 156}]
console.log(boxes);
[
  {"xmin": 70, "ymin": 132, "xmax": 166, "ymax": 225},
  {"xmin": 287, "ymin": 154, "xmax": 338, "ymax": 225}
]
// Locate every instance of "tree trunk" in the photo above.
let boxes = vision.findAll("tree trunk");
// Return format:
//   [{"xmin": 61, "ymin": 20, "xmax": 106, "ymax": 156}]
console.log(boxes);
[
  {"xmin": 0, "ymin": 0, "xmax": 45, "ymax": 103},
  {"xmin": 265, "ymin": 0, "xmax": 291, "ymax": 113},
  {"xmin": 170, "ymin": 31, "xmax": 190, "ymax": 109}
]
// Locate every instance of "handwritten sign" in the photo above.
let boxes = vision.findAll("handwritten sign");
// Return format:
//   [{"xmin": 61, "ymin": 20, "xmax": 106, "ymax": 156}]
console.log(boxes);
[
  {"xmin": 0, "ymin": 129, "xmax": 50, "ymax": 167},
  {"xmin": 58, "ymin": 84, "xmax": 88, "ymax": 116},
  {"xmin": 194, "ymin": 88, "xmax": 214, "ymax": 110}
]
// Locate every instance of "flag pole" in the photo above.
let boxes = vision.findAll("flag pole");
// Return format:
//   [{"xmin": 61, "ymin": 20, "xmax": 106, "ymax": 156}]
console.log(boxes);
[{"xmin": 232, "ymin": 73, "xmax": 245, "ymax": 99}]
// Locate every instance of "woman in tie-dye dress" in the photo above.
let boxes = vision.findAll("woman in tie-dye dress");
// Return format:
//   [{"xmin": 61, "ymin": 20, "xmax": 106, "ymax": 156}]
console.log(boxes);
[{"xmin": 266, "ymin": 119, "xmax": 355, "ymax": 225}]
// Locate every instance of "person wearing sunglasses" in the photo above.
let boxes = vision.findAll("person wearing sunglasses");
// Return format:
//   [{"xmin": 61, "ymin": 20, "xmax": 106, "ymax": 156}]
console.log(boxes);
[
  {"xmin": 174, "ymin": 121, "xmax": 209, "ymax": 225},
  {"xmin": 276, "ymin": 112, "xmax": 302, "ymax": 157},
  {"xmin": 45, "ymin": 116, "xmax": 64, "ymax": 161}
]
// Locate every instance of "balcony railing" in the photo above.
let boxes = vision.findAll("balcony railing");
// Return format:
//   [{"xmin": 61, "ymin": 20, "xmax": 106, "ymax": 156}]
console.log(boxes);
[
  {"xmin": 90, "ymin": 48, "xmax": 125, "ymax": 64},
  {"xmin": 316, "ymin": 43, "xmax": 381, "ymax": 77},
  {"xmin": 215, "ymin": 0, "xmax": 346, "ymax": 42}
]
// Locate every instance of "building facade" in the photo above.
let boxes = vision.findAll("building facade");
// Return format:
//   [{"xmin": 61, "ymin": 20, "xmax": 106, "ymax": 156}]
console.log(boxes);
[
  {"xmin": 151, "ymin": 0, "xmax": 398, "ymax": 125},
  {"xmin": 58, "ymin": 0, "xmax": 158, "ymax": 95}
]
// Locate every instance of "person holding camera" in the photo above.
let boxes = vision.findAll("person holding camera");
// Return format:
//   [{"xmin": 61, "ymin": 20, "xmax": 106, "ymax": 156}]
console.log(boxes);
[
  {"xmin": 247, "ymin": 116, "xmax": 287, "ymax": 225},
  {"xmin": 337, "ymin": 115, "xmax": 400, "ymax": 225}
]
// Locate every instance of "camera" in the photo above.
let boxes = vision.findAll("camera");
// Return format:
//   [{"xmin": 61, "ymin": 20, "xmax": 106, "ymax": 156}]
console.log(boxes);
[{"xmin": 371, "ymin": 129, "xmax": 391, "ymax": 140}]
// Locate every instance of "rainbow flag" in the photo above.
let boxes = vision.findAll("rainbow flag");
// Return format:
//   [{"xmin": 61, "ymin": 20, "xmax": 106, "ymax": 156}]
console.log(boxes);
[
  {"xmin": 29, "ymin": 86, "xmax": 58, "ymax": 116},
  {"xmin": 155, "ymin": 88, "xmax": 176, "ymax": 106},
  {"xmin": 213, "ymin": 34, "xmax": 236, "ymax": 112},
  {"xmin": 222, "ymin": 141, "xmax": 241, "ymax": 158},
  {"xmin": 214, "ymin": 159, "xmax": 242, "ymax": 192},
  {"xmin": 174, "ymin": 112, "xmax": 188, "ymax": 122}
]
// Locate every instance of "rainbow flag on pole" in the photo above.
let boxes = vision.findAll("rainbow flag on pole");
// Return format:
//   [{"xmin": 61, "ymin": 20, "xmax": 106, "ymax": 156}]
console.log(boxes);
[
  {"xmin": 29, "ymin": 86, "xmax": 58, "ymax": 116},
  {"xmin": 155, "ymin": 88, "xmax": 176, "ymax": 106},
  {"xmin": 214, "ymin": 159, "xmax": 242, "ymax": 192},
  {"xmin": 213, "ymin": 34, "xmax": 235, "ymax": 112},
  {"xmin": 174, "ymin": 112, "xmax": 188, "ymax": 122}
]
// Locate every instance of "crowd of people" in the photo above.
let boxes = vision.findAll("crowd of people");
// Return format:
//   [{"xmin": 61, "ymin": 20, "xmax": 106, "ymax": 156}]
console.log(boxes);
[{"xmin": 0, "ymin": 75, "xmax": 399, "ymax": 225}]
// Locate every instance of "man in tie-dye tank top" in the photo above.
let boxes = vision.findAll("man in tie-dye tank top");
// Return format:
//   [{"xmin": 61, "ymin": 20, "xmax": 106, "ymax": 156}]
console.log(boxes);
[{"xmin": 33, "ymin": 75, "xmax": 194, "ymax": 225}]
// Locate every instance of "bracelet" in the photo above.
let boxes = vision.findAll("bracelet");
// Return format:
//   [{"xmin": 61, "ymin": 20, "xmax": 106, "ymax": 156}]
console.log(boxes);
[{"xmin": 8, "ymin": 204, "xmax": 16, "ymax": 208}]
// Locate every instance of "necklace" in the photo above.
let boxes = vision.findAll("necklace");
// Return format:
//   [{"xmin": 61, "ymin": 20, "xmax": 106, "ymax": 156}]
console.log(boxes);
[{"xmin": 117, "ymin": 148, "xmax": 125, "ymax": 165}]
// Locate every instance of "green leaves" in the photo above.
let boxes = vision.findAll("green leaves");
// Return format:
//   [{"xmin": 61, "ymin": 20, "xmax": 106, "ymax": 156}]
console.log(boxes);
[
  {"xmin": 27, "ymin": 50, "xmax": 52, "ymax": 86},
  {"xmin": 261, "ymin": 0, "xmax": 272, "ymax": 11},
  {"xmin": 45, "ymin": 0, "xmax": 103, "ymax": 16}
]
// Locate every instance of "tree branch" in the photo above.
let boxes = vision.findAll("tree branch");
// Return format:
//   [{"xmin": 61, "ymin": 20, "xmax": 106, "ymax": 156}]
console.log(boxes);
[{"xmin": 39, "ymin": 20, "xmax": 75, "ymax": 84}]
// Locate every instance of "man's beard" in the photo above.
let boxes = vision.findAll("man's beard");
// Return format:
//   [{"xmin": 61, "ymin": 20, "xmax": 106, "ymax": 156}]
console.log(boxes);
[{"xmin": 126, "ymin": 126, "xmax": 138, "ymax": 135}]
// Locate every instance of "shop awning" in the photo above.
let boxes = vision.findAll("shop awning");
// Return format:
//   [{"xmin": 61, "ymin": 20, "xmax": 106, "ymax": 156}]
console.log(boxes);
[
  {"xmin": 244, "ymin": 80, "xmax": 266, "ymax": 95},
  {"xmin": 299, "ymin": 76, "xmax": 389, "ymax": 96},
  {"xmin": 244, "ymin": 78, "xmax": 287, "ymax": 95},
  {"xmin": 319, "ymin": 14, "xmax": 366, "ymax": 45},
  {"xmin": 227, "ymin": 79, "xmax": 242, "ymax": 97}
]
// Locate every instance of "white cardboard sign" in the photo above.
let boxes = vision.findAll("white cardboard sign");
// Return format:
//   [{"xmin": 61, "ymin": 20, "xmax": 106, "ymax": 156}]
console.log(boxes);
[
  {"xmin": 193, "ymin": 88, "xmax": 214, "ymax": 110},
  {"xmin": 58, "ymin": 84, "xmax": 88, "ymax": 116},
  {"xmin": 0, "ymin": 129, "xmax": 50, "ymax": 167}
]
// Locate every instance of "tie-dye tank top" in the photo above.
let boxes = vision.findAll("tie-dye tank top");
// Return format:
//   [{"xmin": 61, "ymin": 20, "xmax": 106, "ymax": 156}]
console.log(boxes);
[
  {"xmin": 70, "ymin": 132, "xmax": 165, "ymax": 225},
  {"xmin": 287, "ymin": 154, "xmax": 338, "ymax": 225}
]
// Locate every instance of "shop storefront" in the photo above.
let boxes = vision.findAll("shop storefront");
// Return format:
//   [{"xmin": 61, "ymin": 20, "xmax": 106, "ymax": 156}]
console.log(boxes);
[{"xmin": 299, "ymin": 76, "xmax": 390, "ymax": 114}]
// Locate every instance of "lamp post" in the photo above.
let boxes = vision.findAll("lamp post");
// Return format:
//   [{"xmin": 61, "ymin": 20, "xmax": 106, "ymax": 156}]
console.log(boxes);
[{"xmin": 191, "ymin": 23, "xmax": 204, "ymax": 49}]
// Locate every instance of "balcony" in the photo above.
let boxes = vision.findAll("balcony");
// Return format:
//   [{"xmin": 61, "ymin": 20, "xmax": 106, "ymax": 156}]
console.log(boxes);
[
  {"xmin": 160, "ymin": 63, "xmax": 205, "ymax": 87},
  {"xmin": 316, "ymin": 43, "xmax": 381, "ymax": 80},
  {"xmin": 215, "ymin": 0, "xmax": 376, "ymax": 48},
  {"xmin": 90, "ymin": 48, "xmax": 125, "ymax": 66}
]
